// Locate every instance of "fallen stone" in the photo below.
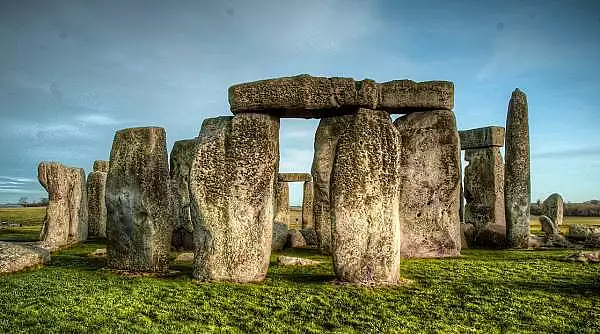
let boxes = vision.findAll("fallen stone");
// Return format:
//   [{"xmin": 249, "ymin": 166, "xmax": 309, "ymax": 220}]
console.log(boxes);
[
  {"xmin": 170, "ymin": 138, "xmax": 198, "ymax": 251},
  {"xmin": 276, "ymin": 255, "xmax": 321, "ymax": 266},
  {"xmin": 174, "ymin": 252, "xmax": 195, "ymax": 262},
  {"xmin": 93, "ymin": 160, "xmax": 109, "ymax": 173},
  {"xmin": 190, "ymin": 114, "xmax": 279, "ymax": 282},
  {"xmin": 105, "ymin": 127, "xmax": 175, "ymax": 273},
  {"xmin": 542, "ymin": 193, "xmax": 564, "ymax": 226},
  {"xmin": 562, "ymin": 251, "xmax": 600, "ymax": 263},
  {"xmin": 331, "ymin": 108, "xmax": 401, "ymax": 284},
  {"xmin": 300, "ymin": 228, "xmax": 318, "ymax": 246},
  {"xmin": 394, "ymin": 110, "xmax": 461, "ymax": 258},
  {"xmin": 272, "ymin": 221, "xmax": 288, "ymax": 251},
  {"xmin": 539, "ymin": 215, "xmax": 558, "ymax": 235},
  {"xmin": 0, "ymin": 242, "xmax": 50, "ymax": 274},
  {"xmin": 301, "ymin": 181, "xmax": 314, "ymax": 229},
  {"xmin": 288, "ymin": 229, "xmax": 307, "ymax": 248},
  {"xmin": 89, "ymin": 248, "xmax": 107, "ymax": 257},
  {"xmin": 528, "ymin": 235, "xmax": 541, "ymax": 249},
  {"xmin": 278, "ymin": 173, "xmax": 312, "ymax": 182},
  {"xmin": 87, "ymin": 170, "xmax": 107, "ymax": 239},
  {"xmin": 274, "ymin": 182, "xmax": 289, "ymax": 224},
  {"xmin": 568, "ymin": 224, "xmax": 600, "ymax": 240},
  {"xmin": 459, "ymin": 126, "xmax": 505, "ymax": 150},
  {"xmin": 540, "ymin": 233, "xmax": 572, "ymax": 248}
]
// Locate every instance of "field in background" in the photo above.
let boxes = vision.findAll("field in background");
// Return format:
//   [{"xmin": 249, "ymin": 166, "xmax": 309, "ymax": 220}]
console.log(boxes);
[
  {"xmin": 0, "ymin": 207, "xmax": 45, "ymax": 242},
  {"xmin": 530, "ymin": 216, "xmax": 600, "ymax": 235}
]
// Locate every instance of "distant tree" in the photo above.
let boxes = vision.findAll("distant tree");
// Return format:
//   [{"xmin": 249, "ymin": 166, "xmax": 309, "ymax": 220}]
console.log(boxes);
[
  {"xmin": 39, "ymin": 197, "xmax": 49, "ymax": 206},
  {"xmin": 18, "ymin": 197, "xmax": 29, "ymax": 206}
]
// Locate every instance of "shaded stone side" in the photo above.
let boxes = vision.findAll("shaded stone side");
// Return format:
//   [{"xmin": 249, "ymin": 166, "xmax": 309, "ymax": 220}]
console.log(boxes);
[
  {"xmin": 459, "ymin": 126, "xmax": 505, "ymax": 149},
  {"xmin": 394, "ymin": 110, "xmax": 461, "ymax": 258},
  {"xmin": 105, "ymin": 127, "xmax": 174, "ymax": 272},
  {"xmin": 311, "ymin": 115, "xmax": 355, "ymax": 254},
  {"xmin": 190, "ymin": 114, "xmax": 279, "ymax": 283},
  {"xmin": 93, "ymin": 160, "xmax": 109, "ymax": 173},
  {"xmin": 504, "ymin": 89, "xmax": 530, "ymax": 248},
  {"xmin": 274, "ymin": 181, "xmax": 289, "ymax": 224},
  {"xmin": 68, "ymin": 168, "xmax": 88, "ymax": 243},
  {"xmin": 87, "ymin": 171, "xmax": 107, "ymax": 238},
  {"xmin": 331, "ymin": 108, "xmax": 401, "ymax": 284},
  {"xmin": 302, "ymin": 181, "xmax": 314, "ymax": 229},
  {"xmin": 543, "ymin": 193, "xmax": 564, "ymax": 226},
  {"xmin": 170, "ymin": 138, "xmax": 198, "ymax": 251},
  {"xmin": 278, "ymin": 173, "xmax": 312, "ymax": 182}
]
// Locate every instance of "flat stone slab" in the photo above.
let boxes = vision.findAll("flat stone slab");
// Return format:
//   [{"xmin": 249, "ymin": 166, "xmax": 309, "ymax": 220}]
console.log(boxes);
[
  {"xmin": 278, "ymin": 173, "xmax": 312, "ymax": 182},
  {"xmin": 0, "ymin": 242, "xmax": 50, "ymax": 274},
  {"xmin": 228, "ymin": 74, "xmax": 453, "ymax": 117},
  {"xmin": 459, "ymin": 126, "xmax": 505, "ymax": 149},
  {"xmin": 276, "ymin": 256, "xmax": 321, "ymax": 266}
]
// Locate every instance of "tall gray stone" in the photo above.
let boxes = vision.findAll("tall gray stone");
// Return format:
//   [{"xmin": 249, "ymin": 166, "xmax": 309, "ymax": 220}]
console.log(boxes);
[
  {"xmin": 87, "ymin": 170, "xmax": 107, "ymax": 238},
  {"xmin": 331, "ymin": 109, "xmax": 401, "ymax": 284},
  {"xmin": 274, "ymin": 181, "xmax": 289, "ymax": 224},
  {"xmin": 301, "ymin": 181, "xmax": 314, "ymax": 229},
  {"xmin": 190, "ymin": 114, "xmax": 279, "ymax": 283},
  {"xmin": 93, "ymin": 160, "xmax": 109, "ymax": 173},
  {"xmin": 105, "ymin": 127, "xmax": 174, "ymax": 272},
  {"xmin": 504, "ymin": 89, "xmax": 530, "ymax": 248},
  {"xmin": 170, "ymin": 138, "xmax": 198, "ymax": 250},
  {"xmin": 394, "ymin": 110, "xmax": 461, "ymax": 258},
  {"xmin": 543, "ymin": 193, "xmax": 564, "ymax": 226},
  {"xmin": 311, "ymin": 115, "xmax": 354, "ymax": 254}
]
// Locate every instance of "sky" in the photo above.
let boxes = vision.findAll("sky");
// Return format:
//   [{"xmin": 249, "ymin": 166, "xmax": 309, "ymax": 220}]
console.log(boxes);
[{"xmin": 0, "ymin": 0, "xmax": 599, "ymax": 205}]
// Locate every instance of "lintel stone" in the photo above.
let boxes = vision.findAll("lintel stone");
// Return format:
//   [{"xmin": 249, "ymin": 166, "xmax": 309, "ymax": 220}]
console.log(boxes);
[
  {"xmin": 459, "ymin": 126, "xmax": 505, "ymax": 149},
  {"xmin": 278, "ymin": 173, "xmax": 312, "ymax": 182}
]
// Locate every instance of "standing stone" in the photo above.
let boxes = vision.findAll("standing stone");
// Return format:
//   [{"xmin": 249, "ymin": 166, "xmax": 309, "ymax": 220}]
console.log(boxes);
[
  {"xmin": 539, "ymin": 215, "xmax": 558, "ymax": 235},
  {"xmin": 68, "ymin": 168, "xmax": 88, "ymax": 242},
  {"xmin": 190, "ymin": 114, "xmax": 279, "ymax": 282},
  {"xmin": 504, "ymin": 89, "xmax": 530, "ymax": 248},
  {"xmin": 301, "ymin": 181, "xmax": 314, "ymax": 229},
  {"xmin": 274, "ymin": 182, "xmax": 289, "ymax": 224},
  {"xmin": 87, "ymin": 170, "xmax": 107, "ymax": 239},
  {"xmin": 331, "ymin": 109, "xmax": 401, "ymax": 284},
  {"xmin": 394, "ymin": 110, "xmax": 461, "ymax": 258},
  {"xmin": 105, "ymin": 127, "xmax": 174, "ymax": 272},
  {"xmin": 170, "ymin": 139, "xmax": 198, "ymax": 250},
  {"xmin": 311, "ymin": 115, "xmax": 354, "ymax": 254},
  {"xmin": 543, "ymin": 193, "xmax": 564, "ymax": 226},
  {"xmin": 93, "ymin": 160, "xmax": 109, "ymax": 173},
  {"xmin": 272, "ymin": 221, "xmax": 288, "ymax": 251}
]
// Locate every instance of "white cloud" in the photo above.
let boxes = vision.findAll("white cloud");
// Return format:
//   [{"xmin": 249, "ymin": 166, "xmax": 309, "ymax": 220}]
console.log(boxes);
[{"xmin": 75, "ymin": 113, "xmax": 120, "ymax": 125}]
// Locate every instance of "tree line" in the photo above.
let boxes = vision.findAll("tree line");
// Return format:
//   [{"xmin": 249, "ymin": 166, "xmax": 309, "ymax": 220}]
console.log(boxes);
[{"xmin": 531, "ymin": 200, "xmax": 600, "ymax": 217}]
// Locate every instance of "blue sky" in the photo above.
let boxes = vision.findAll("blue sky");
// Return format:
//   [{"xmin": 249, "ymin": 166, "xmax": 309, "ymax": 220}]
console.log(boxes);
[{"xmin": 0, "ymin": 0, "xmax": 599, "ymax": 205}]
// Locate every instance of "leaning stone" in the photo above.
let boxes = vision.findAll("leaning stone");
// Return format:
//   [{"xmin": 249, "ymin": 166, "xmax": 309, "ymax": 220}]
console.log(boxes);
[
  {"xmin": 87, "ymin": 170, "xmax": 107, "ymax": 238},
  {"xmin": 459, "ymin": 126, "xmax": 505, "ymax": 150},
  {"xmin": 301, "ymin": 181, "xmax": 314, "ymax": 228},
  {"xmin": 105, "ymin": 127, "xmax": 174, "ymax": 273},
  {"xmin": 272, "ymin": 221, "xmax": 288, "ymax": 251},
  {"xmin": 170, "ymin": 138, "xmax": 198, "ymax": 251},
  {"xmin": 300, "ymin": 228, "xmax": 318, "ymax": 246},
  {"xmin": 0, "ymin": 242, "xmax": 50, "ymax": 274},
  {"xmin": 190, "ymin": 114, "xmax": 279, "ymax": 282},
  {"xmin": 539, "ymin": 215, "xmax": 558, "ymax": 235},
  {"xmin": 568, "ymin": 224, "xmax": 600, "ymax": 240},
  {"xmin": 542, "ymin": 193, "xmax": 564, "ymax": 226},
  {"xmin": 311, "ymin": 115, "xmax": 354, "ymax": 254},
  {"xmin": 276, "ymin": 255, "xmax": 322, "ymax": 266},
  {"xmin": 288, "ymin": 229, "xmax": 307, "ymax": 248},
  {"xmin": 331, "ymin": 108, "xmax": 401, "ymax": 284},
  {"xmin": 378, "ymin": 80, "xmax": 454, "ymax": 112},
  {"xmin": 274, "ymin": 182, "xmax": 289, "ymax": 224},
  {"xmin": 394, "ymin": 110, "xmax": 461, "ymax": 258},
  {"xmin": 93, "ymin": 160, "xmax": 109, "ymax": 173},
  {"xmin": 504, "ymin": 89, "xmax": 531, "ymax": 248},
  {"xmin": 278, "ymin": 173, "xmax": 312, "ymax": 182}
]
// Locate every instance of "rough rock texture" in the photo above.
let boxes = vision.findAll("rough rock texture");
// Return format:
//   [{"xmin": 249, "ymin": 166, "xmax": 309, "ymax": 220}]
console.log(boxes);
[
  {"xmin": 394, "ymin": 110, "xmax": 461, "ymax": 258},
  {"xmin": 228, "ymin": 74, "xmax": 453, "ymax": 117},
  {"xmin": 0, "ymin": 242, "xmax": 50, "ymax": 274},
  {"xmin": 463, "ymin": 147, "xmax": 505, "ymax": 247},
  {"xmin": 542, "ymin": 193, "xmax": 564, "ymax": 226},
  {"xmin": 563, "ymin": 251, "xmax": 600, "ymax": 264},
  {"xmin": 568, "ymin": 224, "xmax": 600, "ymax": 240},
  {"xmin": 288, "ymin": 229, "xmax": 307, "ymax": 248},
  {"xmin": 302, "ymin": 181, "xmax": 314, "ymax": 228},
  {"xmin": 89, "ymin": 248, "xmax": 107, "ymax": 257},
  {"xmin": 278, "ymin": 173, "xmax": 312, "ymax": 182},
  {"xmin": 38, "ymin": 162, "xmax": 88, "ymax": 248},
  {"xmin": 174, "ymin": 252, "xmax": 195, "ymax": 262},
  {"xmin": 311, "ymin": 115, "xmax": 354, "ymax": 254},
  {"xmin": 540, "ymin": 233, "xmax": 572, "ymax": 248},
  {"xmin": 170, "ymin": 138, "xmax": 198, "ymax": 251},
  {"xmin": 190, "ymin": 114, "xmax": 279, "ymax": 282},
  {"xmin": 272, "ymin": 221, "xmax": 288, "ymax": 251},
  {"xmin": 87, "ymin": 170, "xmax": 107, "ymax": 238},
  {"xmin": 459, "ymin": 126, "xmax": 505, "ymax": 150},
  {"xmin": 460, "ymin": 223, "xmax": 475, "ymax": 249},
  {"xmin": 274, "ymin": 182, "xmax": 289, "ymax": 224},
  {"xmin": 504, "ymin": 89, "xmax": 530, "ymax": 248},
  {"xmin": 277, "ymin": 255, "xmax": 321, "ymax": 266},
  {"xmin": 105, "ymin": 127, "xmax": 174, "ymax": 273},
  {"xmin": 474, "ymin": 223, "xmax": 507, "ymax": 249},
  {"xmin": 539, "ymin": 215, "xmax": 558, "ymax": 235},
  {"xmin": 93, "ymin": 160, "xmax": 109, "ymax": 173},
  {"xmin": 331, "ymin": 108, "xmax": 401, "ymax": 284},
  {"xmin": 300, "ymin": 228, "xmax": 318, "ymax": 246}
]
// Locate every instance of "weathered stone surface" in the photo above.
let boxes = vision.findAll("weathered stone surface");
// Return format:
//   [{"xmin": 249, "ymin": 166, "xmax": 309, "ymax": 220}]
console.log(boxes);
[
  {"xmin": 539, "ymin": 215, "xmax": 558, "ymax": 235},
  {"xmin": 311, "ymin": 115, "xmax": 354, "ymax": 254},
  {"xmin": 463, "ymin": 146, "xmax": 505, "ymax": 245},
  {"xmin": 302, "ymin": 181, "xmax": 314, "ymax": 228},
  {"xmin": 540, "ymin": 233, "xmax": 572, "ymax": 248},
  {"xmin": 331, "ymin": 108, "xmax": 401, "ymax": 284},
  {"xmin": 288, "ymin": 229, "xmax": 307, "ymax": 248},
  {"xmin": 460, "ymin": 223, "xmax": 475, "ymax": 249},
  {"xmin": 277, "ymin": 255, "xmax": 321, "ymax": 266},
  {"xmin": 174, "ymin": 252, "xmax": 194, "ymax": 262},
  {"xmin": 300, "ymin": 228, "xmax": 318, "ymax": 246},
  {"xmin": 505, "ymin": 89, "xmax": 530, "ymax": 248},
  {"xmin": 459, "ymin": 126, "xmax": 505, "ymax": 149},
  {"xmin": 170, "ymin": 138, "xmax": 198, "ymax": 251},
  {"xmin": 278, "ymin": 173, "xmax": 312, "ymax": 182},
  {"xmin": 0, "ymin": 242, "xmax": 50, "ymax": 274},
  {"xmin": 38, "ymin": 162, "xmax": 88, "ymax": 248},
  {"xmin": 474, "ymin": 223, "xmax": 507, "ymax": 249},
  {"xmin": 542, "ymin": 193, "xmax": 564, "ymax": 226},
  {"xmin": 274, "ymin": 182, "xmax": 289, "ymax": 224},
  {"xmin": 87, "ymin": 170, "xmax": 107, "ymax": 238},
  {"xmin": 563, "ymin": 251, "xmax": 600, "ymax": 263},
  {"xmin": 272, "ymin": 221, "xmax": 288, "ymax": 251},
  {"xmin": 228, "ymin": 74, "xmax": 453, "ymax": 117},
  {"xmin": 89, "ymin": 248, "xmax": 107, "ymax": 257},
  {"xmin": 190, "ymin": 114, "xmax": 279, "ymax": 282},
  {"xmin": 568, "ymin": 224, "xmax": 600, "ymax": 240},
  {"xmin": 93, "ymin": 160, "xmax": 109, "ymax": 173},
  {"xmin": 394, "ymin": 110, "xmax": 461, "ymax": 258},
  {"xmin": 105, "ymin": 127, "xmax": 174, "ymax": 272}
]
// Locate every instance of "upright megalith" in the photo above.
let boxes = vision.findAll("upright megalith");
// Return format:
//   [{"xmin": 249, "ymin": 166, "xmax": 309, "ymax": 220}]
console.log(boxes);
[
  {"xmin": 190, "ymin": 114, "xmax": 279, "ymax": 283},
  {"xmin": 331, "ymin": 109, "xmax": 401, "ymax": 284},
  {"xmin": 394, "ymin": 110, "xmax": 461, "ymax": 258},
  {"xmin": 543, "ymin": 193, "xmax": 564, "ymax": 226},
  {"xmin": 38, "ymin": 162, "xmax": 88, "ymax": 249},
  {"xmin": 302, "ymin": 181, "xmax": 314, "ymax": 229},
  {"xmin": 274, "ymin": 181, "xmax": 289, "ymax": 224},
  {"xmin": 105, "ymin": 127, "xmax": 174, "ymax": 272},
  {"xmin": 504, "ymin": 89, "xmax": 530, "ymax": 248},
  {"xmin": 170, "ymin": 139, "xmax": 198, "ymax": 250},
  {"xmin": 87, "ymin": 160, "xmax": 109, "ymax": 238},
  {"xmin": 311, "ymin": 115, "xmax": 354, "ymax": 254}
]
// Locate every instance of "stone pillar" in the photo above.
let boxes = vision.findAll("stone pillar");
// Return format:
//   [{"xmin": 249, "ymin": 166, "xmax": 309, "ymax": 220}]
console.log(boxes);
[
  {"xmin": 190, "ymin": 114, "xmax": 279, "ymax": 283},
  {"xmin": 87, "ymin": 160, "xmax": 108, "ymax": 238},
  {"xmin": 504, "ymin": 89, "xmax": 530, "ymax": 248},
  {"xmin": 68, "ymin": 167, "xmax": 88, "ymax": 242},
  {"xmin": 394, "ymin": 110, "xmax": 461, "ymax": 258},
  {"xmin": 311, "ymin": 115, "xmax": 354, "ymax": 255},
  {"xmin": 274, "ymin": 181, "xmax": 289, "ymax": 223},
  {"xmin": 170, "ymin": 139, "xmax": 197, "ymax": 251},
  {"xmin": 542, "ymin": 193, "xmax": 563, "ymax": 226},
  {"xmin": 301, "ymin": 181, "xmax": 313, "ymax": 229},
  {"xmin": 105, "ymin": 127, "xmax": 174, "ymax": 272},
  {"xmin": 331, "ymin": 109, "xmax": 401, "ymax": 285}
]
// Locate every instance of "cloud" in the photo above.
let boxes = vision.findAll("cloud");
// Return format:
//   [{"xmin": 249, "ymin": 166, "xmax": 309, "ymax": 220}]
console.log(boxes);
[
  {"xmin": 0, "ymin": 176, "xmax": 36, "ymax": 183},
  {"xmin": 75, "ymin": 113, "xmax": 120, "ymax": 125},
  {"xmin": 533, "ymin": 146, "xmax": 600, "ymax": 159}
]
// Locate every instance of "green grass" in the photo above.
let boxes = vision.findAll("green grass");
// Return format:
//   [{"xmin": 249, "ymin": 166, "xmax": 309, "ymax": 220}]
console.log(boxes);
[
  {"xmin": 530, "ymin": 216, "xmax": 600, "ymax": 235},
  {"xmin": 0, "ymin": 207, "xmax": 45, "ymax": 242}
]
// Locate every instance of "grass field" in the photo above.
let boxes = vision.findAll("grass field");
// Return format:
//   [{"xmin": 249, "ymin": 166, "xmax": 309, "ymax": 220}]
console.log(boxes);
[
  {"xmin": 0, "ymin": 208, "xmax": 599, "ymax": 332},
  {"xmin": 0, "ymin": 207, "xmax": 46, "ymax": 242}
]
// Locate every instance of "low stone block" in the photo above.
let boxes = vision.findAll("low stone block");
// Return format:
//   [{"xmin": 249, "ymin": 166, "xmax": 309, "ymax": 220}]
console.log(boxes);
[{"xmin": 0, "ymin": 242, "xmax": 50, "ymax": 274}]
